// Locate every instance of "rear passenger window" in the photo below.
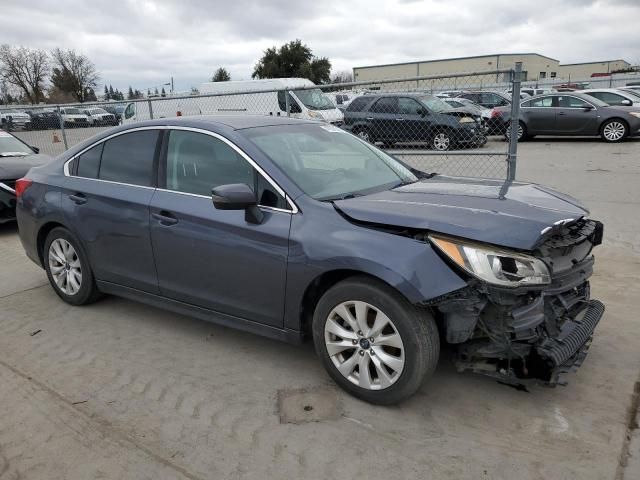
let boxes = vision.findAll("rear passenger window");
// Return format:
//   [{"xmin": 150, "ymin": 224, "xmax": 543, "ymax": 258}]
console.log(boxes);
[
  {"xmin": 346, "ymin": 96, "xmax": 370, "ymax": 112},
  {"xmin": 99, "ymin": 130, "xmax": 159, "ymax": 186},
  {"xmin": 76, "ymin": 143, "xmax": 103, "ymax": 179},
  {"xmin": 370, "ymin": 97, "xmax": 398, "ymax": 114}
]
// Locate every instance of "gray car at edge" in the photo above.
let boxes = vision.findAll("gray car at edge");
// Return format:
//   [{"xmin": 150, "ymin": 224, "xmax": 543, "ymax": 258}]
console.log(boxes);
[{"xmin": 16, "ymin": 116, "xmax": 605, "ymax": 404}]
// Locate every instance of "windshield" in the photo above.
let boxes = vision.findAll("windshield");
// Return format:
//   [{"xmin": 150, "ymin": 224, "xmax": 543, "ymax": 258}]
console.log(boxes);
[
  {"xmin": 292, "ymin": 89, "xmax": 336, "ymax": 111},
  {"xmin": 0, "ymin": 132, "xmax": 33, "ymax": 157},
  {"xmin": 65, "ymin": 108, "xmax": 82, "ymax": 114},
  {"xmin": 244, "ymin": 124, "xmax": 418, "ymax": 200},
  {"xmin": 418, "ymin": 95, "xmax": 452, "ymax": 113}
]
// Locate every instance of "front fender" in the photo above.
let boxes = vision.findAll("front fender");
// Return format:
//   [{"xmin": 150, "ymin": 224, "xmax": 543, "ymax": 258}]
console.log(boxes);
[{"xmin": 283, "ymin": 200, "xmax": 468, "ymax": 331}]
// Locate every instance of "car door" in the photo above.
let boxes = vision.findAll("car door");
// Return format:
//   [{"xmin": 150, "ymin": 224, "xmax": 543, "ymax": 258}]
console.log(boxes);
[
  {"xmin": 61, "ymin": 128, "xmax": 161, "ymax": 293},
  {"xmin": 397, "ymin": 97, "xmax": 430, "ymax": 141},
  {"xmin": 149, "ymin": 128, "xmax": 292, "ymax": 327},
  {"xmin": 367, "ymin": 97, "xmax": 399, "ymax": 141},
  {"xmin": 555, "ymin": 95, "xmax": 599, "ymax": 134},
  {"xmin": 520, "ymin": 96, "xmax": 556, "ymax": 134}
]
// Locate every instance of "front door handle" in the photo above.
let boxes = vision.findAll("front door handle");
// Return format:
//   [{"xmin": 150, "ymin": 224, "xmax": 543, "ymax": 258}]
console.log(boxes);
[
  {"xmin": 152, "ymin": 211, "xmax": 178, "ymax": 226},
  {"xmin": 395, "ymin": 118, "xmax": 405, "ymax": 121},
  {"xmin": 366, "ymin": 117, "xmax": 374, "ymax": 120},
  {"xmin": 69, "ymin": 193, "xmax": 87, "ymax": 205},
  {"xmin": 558, "ymin": 112, "xmax": 566, "ymax": 116}
]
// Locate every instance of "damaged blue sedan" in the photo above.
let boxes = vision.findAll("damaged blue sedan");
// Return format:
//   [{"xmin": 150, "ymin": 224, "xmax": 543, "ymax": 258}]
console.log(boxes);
[{"xmin": 16, "ymin": 116, "xmax": 604, "ymax": 404}]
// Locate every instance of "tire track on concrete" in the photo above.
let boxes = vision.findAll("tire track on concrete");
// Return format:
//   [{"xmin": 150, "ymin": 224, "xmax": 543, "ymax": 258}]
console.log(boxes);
[{"xmin": 0, "ymin": 359, "xmax": 208, "ymax": 480}]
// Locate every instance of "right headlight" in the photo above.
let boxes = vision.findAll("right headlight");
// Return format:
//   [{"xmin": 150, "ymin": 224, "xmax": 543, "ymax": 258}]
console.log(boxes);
[{"xmin": 430, "ymin": 234, "xmax": 551, "ymax": 287}]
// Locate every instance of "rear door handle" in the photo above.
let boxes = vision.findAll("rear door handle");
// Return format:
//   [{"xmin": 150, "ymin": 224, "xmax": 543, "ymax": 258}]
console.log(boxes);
[
  {"xmin": 152, "ymin": 211, "xmax": 178, "ymax": 226},
  {"xmin": 395, "ymin": 118, "xmax": 405, "ymax": 121},
  {"xmin": 69, "ymin": 193, "xmax": 87, "ymax": 205},
  {"xmin": 366, "ymin": 117, "xmax": 374, "ymax": 120},
  {"xmin": 558, "ymin": 112, "xmax": 566, "ymax": 116}
]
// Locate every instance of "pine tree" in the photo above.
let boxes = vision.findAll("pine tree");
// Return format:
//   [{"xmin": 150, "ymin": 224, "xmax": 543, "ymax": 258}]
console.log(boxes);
[
  {"xmin": 161, "ymin": 87, "xmax": 166, "ymax": 97},
  {"xmin": 109, "ymin": 85, "xmax": 115, "ymax": 98},
  {"xmin": 154, "ymin": 87, "xmax": 159, "ymax": 95},
  {"xmin": 104, "ymin": 85, "xmax": 110, "ymax": 100},
  {"xmin": 127, "ymin": 86, "xmax": 134, "ymax": 99}
]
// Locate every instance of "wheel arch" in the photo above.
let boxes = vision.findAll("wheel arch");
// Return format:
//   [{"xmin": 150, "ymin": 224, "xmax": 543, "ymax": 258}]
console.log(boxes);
[
  {"xmin": 297, "ymin": 268, "xmax": 423, "ymax": 337},
  {"xmin": 36, "ymin": 221, "xmax": 69, "ymax": 267}
]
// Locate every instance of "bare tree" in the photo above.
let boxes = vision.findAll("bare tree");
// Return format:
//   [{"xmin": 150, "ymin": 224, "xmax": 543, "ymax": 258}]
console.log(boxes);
[
  {"xmin": 331, "ymin": 70, "xmax": 353, "ymax": 84},
  {"xmin": 0, "ymin": 44, "xmax": 49, "ymax": 104},
  {"xmin": 50, "ymin": 48, "xmax": 99, "ymax": 102}
]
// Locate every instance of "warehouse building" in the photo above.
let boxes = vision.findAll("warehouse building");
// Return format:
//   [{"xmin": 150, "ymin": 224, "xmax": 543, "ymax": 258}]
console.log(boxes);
[{"xmin": 353, "ymin": 53, "xmax": 631, "ymax": 83}]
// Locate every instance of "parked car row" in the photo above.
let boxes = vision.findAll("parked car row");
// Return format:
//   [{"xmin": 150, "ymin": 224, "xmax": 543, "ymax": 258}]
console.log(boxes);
[{"xmin": 0, "ymin": 106, "xmax": 123, "ymax": 131}]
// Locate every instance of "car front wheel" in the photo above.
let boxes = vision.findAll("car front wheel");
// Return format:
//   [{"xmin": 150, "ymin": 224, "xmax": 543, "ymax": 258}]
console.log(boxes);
[
  {"xmin": 600, "ymin": 119, "xmax": 628, "ymax": 142},
  {"xmin": 431, "ymin": 131, "xmax": 452, "ymax": 151},
  {"xmin": 312, "ymin": 276, "xmax": 440, "ymax": 405},
  {"xmin": 44, "ymin": 227, "xmax": 101, "ymax": 305}
]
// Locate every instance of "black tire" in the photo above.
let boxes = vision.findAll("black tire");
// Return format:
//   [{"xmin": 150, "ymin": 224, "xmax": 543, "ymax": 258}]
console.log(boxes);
[
  {"xmin": 600, "ymin": 118, "xmax": 628, "ymax": 143},
  {"xmin": 505, "ymin": 121, "xmax": 527, "ymax": 141},
  {"xmin": 312, "ymin": 276, "xmax": 440, "ymax": 405},
  {"xmin": 431, "ymin": 129, "xmax": 453, "ymax": 151},
  {"xmin": 353, "ymin": 127, "xmax": 374, "ymax": 144},
  {"xmin": 43, "ymin": 227, "xmax": 101, "ymax": 306}
]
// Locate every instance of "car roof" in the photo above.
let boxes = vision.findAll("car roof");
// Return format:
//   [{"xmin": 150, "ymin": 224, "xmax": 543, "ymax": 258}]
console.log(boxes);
[
  {"xmin": 123, "ymin": 115, "xmax": 320, "ymax": 131},
  {"xmin": 582, "ymin": 88, "xmax": 634, "ymax": 93}
]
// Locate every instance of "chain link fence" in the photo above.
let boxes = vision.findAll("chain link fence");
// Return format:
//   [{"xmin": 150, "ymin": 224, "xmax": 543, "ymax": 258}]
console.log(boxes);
[{"xmin": 1, "ymin": 65, "xmax": 537, "ymax": 181}]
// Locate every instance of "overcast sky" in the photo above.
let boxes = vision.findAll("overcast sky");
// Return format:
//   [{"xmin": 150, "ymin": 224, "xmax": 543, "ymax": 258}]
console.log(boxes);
[{"xmin": 2, "ymin": 0, "xmax": 639, "ymax": 92}]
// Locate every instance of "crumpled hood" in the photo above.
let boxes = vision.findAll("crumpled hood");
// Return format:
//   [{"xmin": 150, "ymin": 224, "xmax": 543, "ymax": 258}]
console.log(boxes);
[
  {"xmin": 334, "ymin": 176, "xmax": 589, "ymax": 250},
  {"xmin": 0, "ymin": 154, "xmax": 53, "ymax": 180}
]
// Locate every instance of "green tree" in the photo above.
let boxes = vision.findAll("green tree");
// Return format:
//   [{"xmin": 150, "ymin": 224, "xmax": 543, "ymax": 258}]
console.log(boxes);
[
  {"xmin": 252, "ymin": 40, "xmax": 331, "ymax": 84},
  {"xmin": 84, "ymin": 87, "xmax": 97, "ymax": 102},
  {"xmin": 108, "ymin": 85, "xmax": 115, "ymax": 98},
  {"xmin": 127, "ymin": 86, "xmax": 134, "ymax": 99},
  {"xmin": 50, "ymin": 48, "xmax": 99, "ymax": 102},
  {"xmin": 104, "ymin": 85, "xmax": 110, "ymax": 100},
  {"xmin": 211, "ymin": 67, "xmax": 231, "ymax": 82},
  {"xmin": 161, "ymin": 87, "xmax": 166, "ymax": 97}
]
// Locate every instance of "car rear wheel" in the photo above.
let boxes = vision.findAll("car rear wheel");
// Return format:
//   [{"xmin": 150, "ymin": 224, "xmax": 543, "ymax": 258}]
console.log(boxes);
[
  {"xmin": 44, "ymin": 227, "xmax": 101, "ymax": 306},
  {"xmin": 355, "ymin": 128, "xmax": 374, "ymax": 143},
  {"xmin": 600, "ymin": 119, "xmax": 628, "ymax": 142},
  {"xmin": 505, "ymin": 121, "xmax": 526, "ymax": 141},
  {"xmin": 431, "ymin": 131, "xmax": 452, "ymax": 151},
  {"xmin": 312, "ymin": 276, "xmax": 440, "ymax": 405}
]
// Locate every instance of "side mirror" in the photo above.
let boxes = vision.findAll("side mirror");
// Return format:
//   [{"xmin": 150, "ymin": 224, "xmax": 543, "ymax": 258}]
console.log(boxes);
[
  {"xmin": 417, "ymin": 108, "xmax": 427, "ymax": 117},
  {"xmin": 31, "ymin": 146, "xmax": 40, "ymax": 154},
  {"xmin": 620, "ymin": 99, "xmax": 632, "ymax": 106},
  {"xmin": 583, "ymin": 105, "xmax": 594, "ymax": 111},
  {"xmin": 211, "ymin": 183, "xmax": 263, "ymax": 224}
]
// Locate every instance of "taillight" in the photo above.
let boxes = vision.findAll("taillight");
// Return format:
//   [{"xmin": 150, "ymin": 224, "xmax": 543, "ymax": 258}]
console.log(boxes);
[
  {"xmin": 490, "ymin": 109, "xmax": 503, "ymax": 119},
  {"xmin": 14, "ymin": 178, "xmax": 33, "ymax": 198}
]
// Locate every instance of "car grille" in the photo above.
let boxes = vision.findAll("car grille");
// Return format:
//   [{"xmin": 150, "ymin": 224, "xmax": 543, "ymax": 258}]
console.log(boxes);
[{"xmin": 537, "ymin": 300, "xmax": 604, "ymax": 366}]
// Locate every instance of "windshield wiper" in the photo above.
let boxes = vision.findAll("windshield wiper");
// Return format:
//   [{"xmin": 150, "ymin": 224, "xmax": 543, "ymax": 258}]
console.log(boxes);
[{"xmin": 0, "ymin": 152, "xmax": 30, "ymax": 157}]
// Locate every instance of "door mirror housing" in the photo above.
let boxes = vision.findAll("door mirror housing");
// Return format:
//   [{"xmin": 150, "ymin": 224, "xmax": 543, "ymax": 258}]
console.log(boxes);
[
  {"xmin": 620, "ymin": 99, "xmax": 632, "ymax": 106},
  {"xmin": 211, "ymin": 183, "xmax": 263, "ymax": 224},
  {"xmin": 31, "ymin": 146, "xmax": 40, "ymax": 154},
  {"xmin": 417, "ymin": 108, "xmax": 427, "ymax": 117},
  {"xmin": 583, "ymin": 105, "xmax": 595, "ymax": 111}
]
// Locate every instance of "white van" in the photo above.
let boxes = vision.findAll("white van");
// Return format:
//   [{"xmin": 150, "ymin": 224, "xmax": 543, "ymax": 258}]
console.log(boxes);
[{"xmin": 121, "ymin": 78, "xmax": 344, "ymax": 125}]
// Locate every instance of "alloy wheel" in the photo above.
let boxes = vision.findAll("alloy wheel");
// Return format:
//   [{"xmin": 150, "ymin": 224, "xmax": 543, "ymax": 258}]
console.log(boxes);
[
  {"xmin": 432, "ymin": 133, "xmax": 451, "ymax": 151},
  {"xmin": 48, "ymin": 238, "xmax": 82, "ymax": 295},
  {"xmin": 603, "ymin": 121, "xmax": 626, "ymax": 142},
  {"xmin": 324, "ymin": 300, "xmax": 405, "ymax": 390},
  {"xmin": 357, "ymin": 130, "xmax": 371, "ymax": 142}
]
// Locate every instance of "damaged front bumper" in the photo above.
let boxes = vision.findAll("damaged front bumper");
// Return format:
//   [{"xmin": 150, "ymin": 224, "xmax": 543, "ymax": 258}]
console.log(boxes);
[{"xmin": 430, "ymin": 218, "xmax": 605, "ymax": 387}]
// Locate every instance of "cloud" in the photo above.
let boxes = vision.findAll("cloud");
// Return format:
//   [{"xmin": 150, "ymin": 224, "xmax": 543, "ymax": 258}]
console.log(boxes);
[{"xmin": 1, "ymin": 0, "xmax": 638, "ymax": 92}]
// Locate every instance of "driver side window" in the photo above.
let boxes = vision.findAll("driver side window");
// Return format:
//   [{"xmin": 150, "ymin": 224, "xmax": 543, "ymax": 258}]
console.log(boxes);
[
  {"xmin": 165, "ymin": 130, "xmax": 286, "ymax": 208},
  {"xmin": 398, "ymin": 98, "xmax": 423, "ymax": 114}
]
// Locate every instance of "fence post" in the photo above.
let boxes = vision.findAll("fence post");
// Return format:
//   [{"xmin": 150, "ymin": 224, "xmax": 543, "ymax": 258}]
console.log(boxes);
[
  {"xmin": 285, "ymin": 90, "xmax": 290, "ymax": 117},
  {"xmin": 507, "ymin": 62, "xmax": 522, "ymax": 182},
  {"xmin": 56, "ymin": 106, "xmax": 69, "ymax": 150},
  {"xmin": 147, "ymin": 99, "xmax": 154, "ymax": 120}
]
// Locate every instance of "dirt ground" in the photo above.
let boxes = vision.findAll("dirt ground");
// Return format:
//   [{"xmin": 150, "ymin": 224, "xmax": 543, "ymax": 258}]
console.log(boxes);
[{"xmin": 0, "ymin": 138, "xmax": 639, "ymax": 479}]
